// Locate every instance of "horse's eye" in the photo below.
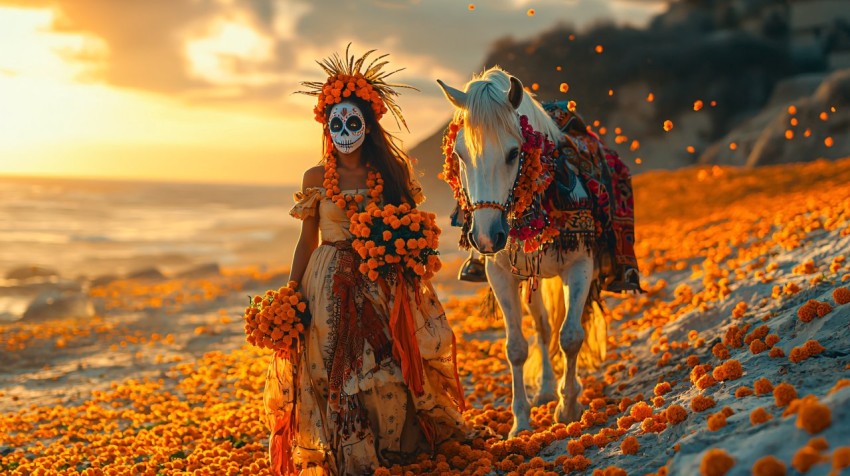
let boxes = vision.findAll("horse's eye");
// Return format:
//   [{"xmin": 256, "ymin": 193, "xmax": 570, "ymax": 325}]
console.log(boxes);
[{"xmin": 506, "ymin": 148, "xmax": 519, "ymax": 165}]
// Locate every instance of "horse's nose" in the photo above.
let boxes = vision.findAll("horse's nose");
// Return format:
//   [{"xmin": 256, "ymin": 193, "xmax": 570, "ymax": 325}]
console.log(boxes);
[{"xmin": 493, "ymin": 231, "xmax": 507, "ymax": 251}]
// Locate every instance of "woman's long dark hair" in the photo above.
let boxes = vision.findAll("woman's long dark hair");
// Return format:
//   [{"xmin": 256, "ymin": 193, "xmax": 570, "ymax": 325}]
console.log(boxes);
[{"xmin": 323, "ymin": 97, "xmax": 416, "ymax": 206}]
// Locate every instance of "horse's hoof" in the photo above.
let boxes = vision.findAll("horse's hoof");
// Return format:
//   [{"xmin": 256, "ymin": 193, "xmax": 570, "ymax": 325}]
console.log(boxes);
[
  {"xmin": 554, "ymin": 400, "xmax": 584, "ymax": 424},
  {"xmin": 508, "ymin": 421, "xmax": 532, "ymax": 439},
  {"xmin": 532, "ymin": 391, "xmax": 558, "ymax": 406}
]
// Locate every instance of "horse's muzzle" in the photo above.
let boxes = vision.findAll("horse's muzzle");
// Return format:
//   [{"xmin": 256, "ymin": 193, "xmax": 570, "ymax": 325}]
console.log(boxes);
[{"xmin": 468, "ymin": 211, "xmax": 509, "ymax": 254}]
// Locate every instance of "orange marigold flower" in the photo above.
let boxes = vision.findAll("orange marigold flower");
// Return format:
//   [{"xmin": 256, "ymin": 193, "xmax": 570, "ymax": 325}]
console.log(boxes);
[
  {"xmin": 783, "ymin": 395, "xmax": 818, "ymax": 417},
  {"xmin": 789, "ymin": 346, "xmax": 809, "ymax": 363},
  {"xmin": 833, "ymin": 447, "xmax": 850, "ymax": 470},
  {"xmin": 815, "ymin": 302, "xmax": 832, "ymax": 317},
  {"xmin": 834, "ymin": 287, "xmax": 850, "ymax": 305},
  {"xmin": 617, "ymin": 415, "xmax": 636, "ymax": 429},
  {"xmin": 631, "ymin": 401, "xmax": 653, "ymax": 420},
  {"xmin": 691, "ymin": 364, "xmax": 711, "ymax": 385},
  {"xmin": 735, "ymin": 386, "xmax": 754, "ymax": 398},
  {"xmin": 749, "ymin": 407, "xmax": 772, "ymax": 425},
  {"xmin": 666, "ymin": 405, "xmax": 688, "ymax": 425},
  {"xmin": 712, "ymin": 343, "xmax": 730, "ymax": 360},
  {"xmin": 804, "ymin": 340, "xmax": 825, "ymax": 355},
  {"xmin": 641, "ymin": 417, "xmax": 665, "ymax": 433},
  {"xmin": 621, "ymin": 436, "xmax": 639, "ymax": 455},
  {"xmin": 724, "ymin": 324, "xmax": 745, "ymax": 348},
  {"xmin": 764, "ymin": 334, "xmax": 780, "ymax": 347},
  {"xmin": 691, "ymin": 395, "xmax": 716, "ymax": 412},
  {"xmin": 707, "ymin": 412, "xmax": 727, "ymax": 431},
  {"xmin": 593, "ymin": 433, "xmax": 612, "ymax": 448},
  {"xmin": 807, "ymin": 436, "xmax": 829, "ymax": 451},
  {"xmin": 773, "ymin": 383, "xmax": 797, "ymax": 407},
  {"xmin": 590, "ymin": 398, "xmax": 606, "ymax": 410},
  {"xmin": 791, "ymin": 446, "xmax": 821, "ymax": 473},
  {"xmin": 700, "ymin": 448, "xmax": 735, "ymax": 476},
  {"xmin": 797, "ymin": 300, "xmax": 818, "ymax": 322},
  {"xmin": 744, "ymin": 325, "xmax": 769, "ymax": 345},
  {"xmin": 653, "ymin": 396, "xmax": 665, "ymax": 408},
  {"xmin": 687, "ymin": 355, "xmax": 701, "ymax": 368},
  {"xmin": 567, "ymin": 439, "xmax": 584, "ymax": 456},
  {"xmin": 618, "ymin": 397, "xmax": 633, "ymax": 413},
  {"xmin": 829, "ymin": 379, "xmax": 850, "ymax": 395},
  {"xmin": 563, "ymin": 455, "xmax": 591, "ymax": 472},
  {"xmin": 796, "ymin": 399, "xmax": 831, "ymax": 434},
  {"xmin": 713, "ymin": 359, "xmax": 743, "ymax": 381},
  {"xmin": 769, "ymin": 346, "xmax": 785, "ymax": 358},
  {"xmin": 697, "ymin": 374, "xmax": 718, "ymax": 390},
  {"xmin": 750, "ymin": 339, "xmax": 769, "ymax": 354},
  {"xmin": 654, "ymin": 382, "xmax": 672, "ymax": 396},
  {"xmin": 752, "ymin": 455, "xmax": 786, "ymax": 476},
  {"xmin": 754, "ymin": 378, "xmax": 773, "ymax": 395},
  {"xmin": 731, "ymin": 301, "xmax": 747, "ymax": 318}
]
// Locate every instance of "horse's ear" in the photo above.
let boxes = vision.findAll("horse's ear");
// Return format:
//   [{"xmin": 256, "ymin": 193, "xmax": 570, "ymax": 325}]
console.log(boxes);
[
  {"xmin": 437, "ymin": 79, "xmax": 467, "ymax": 109},
  {"xmin": 508, "ymin": 76, "xmax": 523, "ymax": 110}
]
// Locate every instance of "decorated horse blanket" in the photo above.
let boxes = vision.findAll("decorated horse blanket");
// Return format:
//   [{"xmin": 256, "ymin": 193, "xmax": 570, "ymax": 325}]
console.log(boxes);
[{"xmin": 542, "ymin": 100, "xmax": 638, "ymax": 272}]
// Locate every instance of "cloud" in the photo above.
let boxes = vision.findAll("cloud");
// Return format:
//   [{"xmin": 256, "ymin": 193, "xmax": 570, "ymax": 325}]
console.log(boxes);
[{"xmin": 0, "ymin": 0, "xmax": 664, "ymax": 139}]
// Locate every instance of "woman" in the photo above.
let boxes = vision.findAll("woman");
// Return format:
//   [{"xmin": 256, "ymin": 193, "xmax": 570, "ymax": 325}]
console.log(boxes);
[{"xmin": 263, "ymin": 46, "xmax": 468, "ymax": 475}]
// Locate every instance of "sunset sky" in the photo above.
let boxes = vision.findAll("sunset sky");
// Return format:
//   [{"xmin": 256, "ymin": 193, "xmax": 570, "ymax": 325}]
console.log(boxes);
[{"xmin": 0, "ymin": 0, "xmax": 664, "ymax": 185}]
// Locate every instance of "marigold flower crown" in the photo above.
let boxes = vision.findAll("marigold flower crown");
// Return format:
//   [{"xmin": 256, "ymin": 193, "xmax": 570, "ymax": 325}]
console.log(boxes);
[{"xmin": 297, "ymin": 44, "xmax": 417, "ymax": 130}]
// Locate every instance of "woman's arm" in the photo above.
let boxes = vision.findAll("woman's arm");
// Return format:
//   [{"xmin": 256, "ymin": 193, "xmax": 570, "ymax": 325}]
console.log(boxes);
[{"xmin": 288, "ymin": 166, "xmax": 324, "ymax": 287}]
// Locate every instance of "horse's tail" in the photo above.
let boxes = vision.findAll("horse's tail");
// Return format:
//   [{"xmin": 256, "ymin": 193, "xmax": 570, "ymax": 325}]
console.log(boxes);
[{"xmin": 524, "ymin": 276, "xmax": 606, "ymax": 389}]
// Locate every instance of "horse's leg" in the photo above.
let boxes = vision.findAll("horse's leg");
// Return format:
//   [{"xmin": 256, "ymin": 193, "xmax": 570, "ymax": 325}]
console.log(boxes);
[
  {"xmin": 554, "ymin": 254, "xmax": 593, "ymax": 424},
  {"xmin": 486, "ymin": 256, "xmax": 531, "ymax": 437},
  {"xmin": 526, "ymin": 285, "xmax": 557, "ymax": 405}
]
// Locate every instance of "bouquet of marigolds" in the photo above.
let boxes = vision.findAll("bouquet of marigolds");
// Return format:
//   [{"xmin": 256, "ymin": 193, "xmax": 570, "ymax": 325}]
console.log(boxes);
[
  {"xmin": 243, "ymin": 281, "xmax": 309, "ymax": 358},
  {"xmin": 349, "ymin": 202, "xmax": 442, "ymax": 282}
]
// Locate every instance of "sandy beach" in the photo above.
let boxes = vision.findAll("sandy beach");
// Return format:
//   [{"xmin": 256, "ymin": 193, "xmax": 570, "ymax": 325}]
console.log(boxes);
[{"xmin": 2, "ymin": 159, "xmax": 850, "ymax": 475}]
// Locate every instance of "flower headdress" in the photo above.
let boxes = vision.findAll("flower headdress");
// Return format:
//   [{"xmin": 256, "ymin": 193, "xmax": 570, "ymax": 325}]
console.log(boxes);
[{"xmin": 297, "ymin": 44, "xmax": 417, "ymax": 131}]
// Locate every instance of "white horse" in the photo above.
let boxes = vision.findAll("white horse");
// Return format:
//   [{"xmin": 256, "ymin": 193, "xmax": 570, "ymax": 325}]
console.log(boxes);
[{"xmin": 438, "ymin": 67, "xmax": 598, "ymax": 437}]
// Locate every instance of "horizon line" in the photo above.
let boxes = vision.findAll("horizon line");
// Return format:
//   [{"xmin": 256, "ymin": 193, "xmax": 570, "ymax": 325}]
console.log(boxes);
[{"xmin": 0, "ymin": 171, "xmax": 299, "ymax": 189}]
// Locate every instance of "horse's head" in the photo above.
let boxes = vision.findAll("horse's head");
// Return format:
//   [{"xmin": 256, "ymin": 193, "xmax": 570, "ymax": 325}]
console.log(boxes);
[{"xmin": 437, "ymin": 69, "xmax": 525, "ymax": 254}]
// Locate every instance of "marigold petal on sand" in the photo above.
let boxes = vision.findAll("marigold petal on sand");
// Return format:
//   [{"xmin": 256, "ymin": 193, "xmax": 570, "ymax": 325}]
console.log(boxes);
[{"xmin": 700, "ymin": 448, "xmax": 735, "ymax": 476}]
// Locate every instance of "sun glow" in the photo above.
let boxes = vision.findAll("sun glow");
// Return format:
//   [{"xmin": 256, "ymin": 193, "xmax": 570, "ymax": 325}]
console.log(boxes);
[
  {"xmin": 0, "ymin": 5, "xmax": 318, "ymax": 184},
  {"xmin": 184, "ymin": 17, "xmax": 278, "ymax": 88}
]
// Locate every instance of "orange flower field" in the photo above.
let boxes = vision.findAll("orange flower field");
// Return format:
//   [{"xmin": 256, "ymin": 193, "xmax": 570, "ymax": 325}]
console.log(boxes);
[{"xmin": 3, "ymin": 158, "xmax": 850, "ymax": 475}]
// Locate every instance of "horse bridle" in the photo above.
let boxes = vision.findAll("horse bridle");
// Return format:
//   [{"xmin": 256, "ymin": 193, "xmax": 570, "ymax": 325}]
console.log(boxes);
[{"xmin": 461, "ymin": 137, "xmax": 526, "ymax": 223}]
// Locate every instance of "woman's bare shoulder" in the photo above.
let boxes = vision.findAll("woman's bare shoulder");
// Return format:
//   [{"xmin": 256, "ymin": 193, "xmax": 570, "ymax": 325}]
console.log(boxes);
[{"xmin": 302, "ymin": 165, "xmax": 325, "ymax": 189}]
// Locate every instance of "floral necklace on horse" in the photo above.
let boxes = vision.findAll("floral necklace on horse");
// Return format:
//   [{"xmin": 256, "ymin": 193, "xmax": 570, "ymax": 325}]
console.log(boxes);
[{"xmin": 442, "ymin": 114, "xmax": 562, "ymax": 259}]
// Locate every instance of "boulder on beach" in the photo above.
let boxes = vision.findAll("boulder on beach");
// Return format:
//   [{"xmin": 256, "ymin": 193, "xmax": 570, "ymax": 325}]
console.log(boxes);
[
  {"xmin": 22, "ymin": 290, "xmax": 94, "ymax": 322},
  {"xmin": 126, "ymin": 267, "xmax": 165, "ymax": 280},
  {"xmin": 176, "ymin": 262, "xmax": 221, "ymax": 279},
  {"xmin": 5, "ymin": 266, "xmax": 59, "ymax": 281},
  {"xmin": 90, "ymin": 274, "xmax": 118, "ymax": 287}
]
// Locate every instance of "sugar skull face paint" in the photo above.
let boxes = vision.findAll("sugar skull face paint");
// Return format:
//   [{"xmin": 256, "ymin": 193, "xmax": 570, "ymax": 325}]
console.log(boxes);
[{"xmin": 328, "ymin": 102, "xmax": 366, "ymax": 154}]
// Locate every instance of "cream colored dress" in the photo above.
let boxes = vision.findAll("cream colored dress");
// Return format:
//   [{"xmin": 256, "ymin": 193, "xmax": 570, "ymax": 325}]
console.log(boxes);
[{"xmin": 263, "ymin": 187, "xmax": 467, "ymax": 476}]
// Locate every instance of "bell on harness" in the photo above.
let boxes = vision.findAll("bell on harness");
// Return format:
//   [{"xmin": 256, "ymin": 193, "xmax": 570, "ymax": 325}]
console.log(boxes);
[{"xmin": 458, "ymin": 250, "xmax": 487, "ymax": 282}]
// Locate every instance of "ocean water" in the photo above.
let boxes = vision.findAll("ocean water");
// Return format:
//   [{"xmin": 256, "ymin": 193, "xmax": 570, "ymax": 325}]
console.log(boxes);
[{"xmin": 0, "ymin": 176, "xmax": 301, "ymax": 280}]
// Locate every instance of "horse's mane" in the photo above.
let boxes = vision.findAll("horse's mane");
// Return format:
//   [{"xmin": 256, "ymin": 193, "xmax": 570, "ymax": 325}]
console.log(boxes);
[{"xmin": 455, "ymin": 66, "xmax": 564, "ymax": 160}]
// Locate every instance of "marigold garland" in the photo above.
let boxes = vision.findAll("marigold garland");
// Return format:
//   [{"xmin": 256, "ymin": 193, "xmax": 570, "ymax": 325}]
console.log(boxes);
[
  {"xmin": 441, "ymin": 114, "xmax": 560, "ymax": 254},
  {"xmin": 323, "ymin": 154, "xmax": 382, "ymax": 219},
  {"xmin": 349, "ymin": 202, "xmax": 442, "ymax": 281},
  {"xmin": 242, "ymin": 281, "xmax": 308, "ymax": 358}
]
